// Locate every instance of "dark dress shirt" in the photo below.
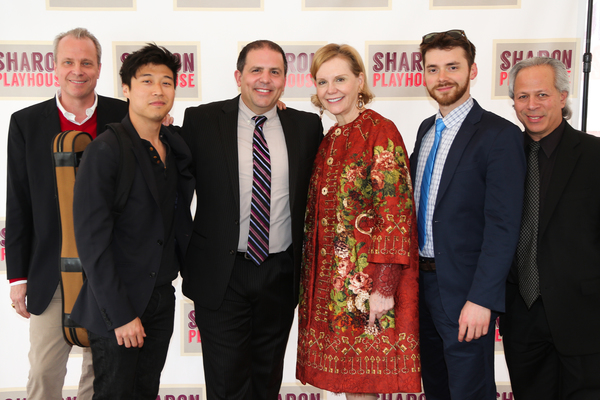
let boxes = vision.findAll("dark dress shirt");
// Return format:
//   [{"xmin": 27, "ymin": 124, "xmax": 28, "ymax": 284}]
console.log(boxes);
[{"xmin": 141, "ymin": 135, "xmax": 178, "ymax": 287}]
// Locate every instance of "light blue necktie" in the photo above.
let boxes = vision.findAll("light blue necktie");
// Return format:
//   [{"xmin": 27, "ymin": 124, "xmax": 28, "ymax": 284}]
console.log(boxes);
[{"xmin": 418, "ymin": 118, "xmax": 445, "ymax": 250}]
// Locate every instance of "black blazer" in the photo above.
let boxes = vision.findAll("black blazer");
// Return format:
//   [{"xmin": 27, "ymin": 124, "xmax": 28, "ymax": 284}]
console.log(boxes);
[
  {"xmin": 180, "ymin": 96, "xmax": 323, "ymax": 310},
  {"xmin": 71, "ymin": 115, "xmax": 195, "ymax": 337},
  {"xmin": 410, "ymin": 100, "xmax": 526, "ymax": 320},
  {"xmin": 506, "ymin": 122, "xmax": 600, "ymax": 355},
  {"xmin": 5, "ymin": 96, "xmax": 128, "ymax": 315}
]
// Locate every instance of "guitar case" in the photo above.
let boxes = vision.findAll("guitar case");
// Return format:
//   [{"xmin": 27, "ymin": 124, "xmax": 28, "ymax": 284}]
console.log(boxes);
[{"xmin": 52, "ymin": 130, "xmax": 92, "ymax": 347}]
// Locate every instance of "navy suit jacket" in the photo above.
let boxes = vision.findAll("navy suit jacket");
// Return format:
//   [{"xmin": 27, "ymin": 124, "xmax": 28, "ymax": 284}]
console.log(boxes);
[
  {"xmin": 71, "ymin": 115, "xmax": 195, "ymax": 337},
  {"xmin": 6, "ymin": 96, "xmax": 128, "ymax": 315},
  {"xmin": 505, "ymin": 122, "xmax": 600, "ymax": 355},
  {"xmin": 180, "ymin": 96, "xmax": 323, "ymax": 310},
  {"xmin": 410, "ymin": 99, "xmax": 526, "ymax": 321}
]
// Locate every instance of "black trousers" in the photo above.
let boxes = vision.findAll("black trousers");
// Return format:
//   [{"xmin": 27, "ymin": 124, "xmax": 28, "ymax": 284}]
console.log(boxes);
[
  {"xmin": 195, "ymin": 250, "xmax": 296, "ymax": 400},
  {"xmin": 502, "ymin": 283, "xmax": 600, "ymax": 400},
  {"xmin": 89, "ymin": 284, "xmax": 175, "ymax": 400}
]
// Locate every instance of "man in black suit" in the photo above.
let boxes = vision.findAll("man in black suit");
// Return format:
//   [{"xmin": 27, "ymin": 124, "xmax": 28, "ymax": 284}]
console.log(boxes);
[
  {"xmin": 6, "ymin": 27, "xmax": 127, "ymax": 400},
  {"xmin": 501, "ymin": 57, "xmax": 600, "ymax": 399},
  {"xmin": 180, "ymin": 40, "xmax": 323, "ymax": 400},
  {"xmin": 411, "ymin": 30, "xmax": 525, "ymax": 400},
  {"xmin": 71, "ymin": 44, "xmax": 194, "ymax": 399}
]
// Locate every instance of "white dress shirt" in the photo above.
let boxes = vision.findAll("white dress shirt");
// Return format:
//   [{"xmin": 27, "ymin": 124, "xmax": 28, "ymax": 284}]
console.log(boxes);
[{"xmin": 237, "ymin": 98, "xmax": 291, "ymax": 253}]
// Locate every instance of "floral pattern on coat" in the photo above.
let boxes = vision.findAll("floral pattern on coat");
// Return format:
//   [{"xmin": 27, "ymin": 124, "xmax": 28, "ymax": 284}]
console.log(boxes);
[{"xmin": 297, "ymin": 109, "xmax": 420, "ymax": 394}]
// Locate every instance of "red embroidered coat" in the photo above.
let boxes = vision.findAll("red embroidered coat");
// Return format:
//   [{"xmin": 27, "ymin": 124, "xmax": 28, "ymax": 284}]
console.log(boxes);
[{"xmin": 297, "ymin": 110, "xmax": 421, "ymax": 394}]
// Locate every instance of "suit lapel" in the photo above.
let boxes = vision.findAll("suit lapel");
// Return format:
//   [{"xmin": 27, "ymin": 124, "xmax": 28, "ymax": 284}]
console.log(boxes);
[
  {"xmin": 435, "ymin": 101, "xmax": 483, "ymax": 207},
  {"xmin": 163, "ymin": 126, "xmax": 195, "ymax": 205},
  {"xmin": 278, "ymin": 108, "xmax": 299, "ymax": 211},
  {"xmin": 538, "ymin": 124, "xmax": 581, "ymax": 237},
  {"xmin": 45, "ymin": 97, "xmax": 62, "ymax": 135},
  {"xmin": 96, "ymin": 96, "xmax": 109, "ymax": 135},
  {"xmin": 218, "ymin": 97, "xmax": 242, "ymax": 210},
  {"xmin": 411, "ymin": 115, "xmax": 435, "ymax": 182}
]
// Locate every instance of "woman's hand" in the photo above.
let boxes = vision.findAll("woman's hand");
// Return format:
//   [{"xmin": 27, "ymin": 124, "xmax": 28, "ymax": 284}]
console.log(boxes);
[{"xmin": 368, "ymin": 291, "xmax": 394, "ymax": 327}]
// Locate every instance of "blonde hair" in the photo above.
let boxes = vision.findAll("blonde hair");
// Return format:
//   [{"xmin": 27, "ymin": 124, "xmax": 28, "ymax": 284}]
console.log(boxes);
[
  {"xmin": 54, "ymin": 27, "xmax": 101, "ymax": 65},
  {"xmin": 310, "ymin": 43, "xmax": 374, "ymax": 109}
]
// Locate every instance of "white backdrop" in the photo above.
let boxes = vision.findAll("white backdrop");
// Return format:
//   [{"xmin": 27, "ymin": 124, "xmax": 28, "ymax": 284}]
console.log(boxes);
[{"xmin": 0, "ymin": 0, "xmax": 591, "ymax": 398}]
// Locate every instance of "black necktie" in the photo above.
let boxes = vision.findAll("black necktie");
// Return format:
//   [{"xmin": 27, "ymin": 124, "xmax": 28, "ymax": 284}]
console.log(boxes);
[{"xmin": 517, "ymin": 140, "xmax": 541, "ymax": 308}]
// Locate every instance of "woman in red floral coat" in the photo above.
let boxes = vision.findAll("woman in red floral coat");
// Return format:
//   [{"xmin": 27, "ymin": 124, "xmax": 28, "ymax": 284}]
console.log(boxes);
[{"xmin": 296, "ymin": 44, "xmax": 421, "ymax": 398}]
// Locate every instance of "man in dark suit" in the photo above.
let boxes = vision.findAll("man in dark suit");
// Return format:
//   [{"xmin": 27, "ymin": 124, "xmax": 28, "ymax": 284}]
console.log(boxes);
[
  {"xmin": 6, "ymin": 27, "xmax": 127, "ymax": 400},
  {"xmin": 501, "ymin": 57, "xmax": 600, "ymax": 399},
  {"xmin": 410, "ymin": 30, "xmax": 525, "ymax": 400},
  {"xmin": 180, "ymin": 40, "xmax": 323, "ymax": 400},
  {"xmin": 71, "ymin": 44, "xmax": 194, "ymax": 399}
]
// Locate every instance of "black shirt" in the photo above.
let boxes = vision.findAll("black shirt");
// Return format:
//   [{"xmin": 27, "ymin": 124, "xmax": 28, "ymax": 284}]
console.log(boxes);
[
  {"xmin": 524, "ymin": 119, "xmax": 566, "ymax": 214},
  {"xmin": 141, "ymin": 133, "xmax": 179, "ymax": 287}
]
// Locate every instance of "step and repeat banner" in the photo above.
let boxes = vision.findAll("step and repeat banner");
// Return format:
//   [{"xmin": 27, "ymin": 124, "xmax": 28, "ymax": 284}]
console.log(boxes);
[{"xmin": 0, "ymin": 0, "xmax": 594, "ymax": 399}]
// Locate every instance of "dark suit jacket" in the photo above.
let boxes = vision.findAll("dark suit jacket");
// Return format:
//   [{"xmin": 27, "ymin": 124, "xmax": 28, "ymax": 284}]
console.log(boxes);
[
  {"xmin": 70, "ymin": 115, "xmax": 195, "ymax": 337},
  {"xmin": 5, "ymin": 96, "xmax": 128, "ymax": 315},
  {"xmin": 180, "ymin": 96, "xmax": 323, "ymax": 310},
  {"xmin": 410, "ymin": 99, "xmax": 526, "ymax": 321},
  {"xmin": 505, "ymin": 122, "xmax": 600, "ymax": 355}
]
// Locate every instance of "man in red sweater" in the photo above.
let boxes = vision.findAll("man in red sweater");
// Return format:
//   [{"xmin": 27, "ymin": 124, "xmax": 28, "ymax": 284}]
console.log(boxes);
[{"xmin": 6, "ymin": 27, "xmax": 127, "ymax": 400}]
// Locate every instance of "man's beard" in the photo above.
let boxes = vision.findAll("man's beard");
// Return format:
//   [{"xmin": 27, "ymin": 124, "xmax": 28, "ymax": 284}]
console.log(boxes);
[{"xmin": 427, "ymin": 79, "xmax": 469, "ymax": 107}]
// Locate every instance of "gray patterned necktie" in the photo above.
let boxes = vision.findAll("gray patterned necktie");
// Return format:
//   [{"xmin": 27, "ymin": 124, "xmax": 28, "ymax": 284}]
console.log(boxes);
[{"xmin": 517, "ymin": 140, "xmax": 541, "ymax": 308}]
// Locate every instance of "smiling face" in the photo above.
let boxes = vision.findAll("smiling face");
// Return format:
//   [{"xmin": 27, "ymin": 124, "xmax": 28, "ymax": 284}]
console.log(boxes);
[
  {"xmin": 122, "ymin": 63, "xmax": 175, "ymax": 127},
  {"xmin": 315, "ymin": 56, "xmax": 364, "ymax": 126},
  {"xmin": 54, "ymin": 35, "xmax": 101, "ymax": 107},
  {"xmin": 513, "ymin": 64, "xmax": 567, "ymax": 141},
  {"xmin": 234, "ymin": 47, "xmax": 286, "ymax": 115},
  {"xmin": 423, "ymin": 47, "xmax": 477, "ymax": 116}
]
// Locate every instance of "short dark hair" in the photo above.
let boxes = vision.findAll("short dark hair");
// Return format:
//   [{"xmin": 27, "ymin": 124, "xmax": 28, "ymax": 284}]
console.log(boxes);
[
  {"xmin": 420, "ymin": 29, "xmax": 476, "ymax": 68},
  {"xmin": 120, "ymin": 43, "xmax": 181, "ymax": 88},
  {"xmin": 236, "ymin": 40, "xmax": 287, "ymax": 76}
]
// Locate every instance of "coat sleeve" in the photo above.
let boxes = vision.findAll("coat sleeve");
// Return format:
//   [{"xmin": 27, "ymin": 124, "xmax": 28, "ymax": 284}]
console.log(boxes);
[
  {"xmin": 467, "ymin": 122, "xmax": 526, "ymax": 312},
  {"xmin": 5, "ymin": 113, "xmax": 33, "ymax": 280},
  {"xmin": 73, "ymin": 137, "xmax": 138, "ymax": 331}
]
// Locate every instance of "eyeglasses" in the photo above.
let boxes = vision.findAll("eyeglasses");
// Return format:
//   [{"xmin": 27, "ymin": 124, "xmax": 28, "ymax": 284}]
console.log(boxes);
[{"xmin": 421, "ymin": 29, "xmax": 467, "ymax": 44}]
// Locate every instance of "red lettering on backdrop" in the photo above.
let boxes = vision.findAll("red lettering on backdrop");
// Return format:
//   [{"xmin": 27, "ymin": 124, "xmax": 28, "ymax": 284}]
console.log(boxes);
[{"xmin": 373, "ymin": 73, "xmax": 381, "ymax": 86}]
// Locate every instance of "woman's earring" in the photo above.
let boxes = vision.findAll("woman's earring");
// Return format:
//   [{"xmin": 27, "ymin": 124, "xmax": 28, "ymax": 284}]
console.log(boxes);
[
  {"xmin": 319, "ymin": 106, "xmax": 324, "ymax": 118},
  {"xmin": 357, "ymin": 93, "xmax": 364, "ymax": 109}
]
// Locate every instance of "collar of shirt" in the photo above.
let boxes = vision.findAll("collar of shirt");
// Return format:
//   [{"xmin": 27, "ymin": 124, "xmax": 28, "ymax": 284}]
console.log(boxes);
[
  {"xmin": 436, "ymin": 96, "xmax": 474, "ymax": 128},
  {"xmin": 55, "ymin": 89, "xmax": 98, "ymax": 126},
  {"xmin": 140, "ymin": 132, "xmax": 171, "ymax": 168},
  {"xmin": 524, "ymin": 119, "xmax": 565, "ymax": 159},
  {"xmin": 238, "ymin": 96, "xmax": 279, "ymax": 127}
]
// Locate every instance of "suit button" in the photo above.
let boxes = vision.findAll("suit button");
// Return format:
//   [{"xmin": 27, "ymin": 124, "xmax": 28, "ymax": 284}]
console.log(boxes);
[
  {"xmin": 157, "ymin": 240, "xmax": 163, "ymax": 246},
  {"xmin": 320, "ymin": 248, "xmax": 326, "ymax": 256},
  {"xmin": 230, "ymin": 250, "xmax": 235, "ymax": 255},
  {"xmin": 149, "ymin": 272, "xmax": 156, "ymax": 278},
  {"xmin": 321, "ymin": 218, "xmax": 327, "ymax": 226},
  {"xmin": 234, "ymin": 220, "xmax": 239, "ymax": 225},
  {"xmin": 321, "ymin": 187, "xmax": 328, "ymax": 195}
]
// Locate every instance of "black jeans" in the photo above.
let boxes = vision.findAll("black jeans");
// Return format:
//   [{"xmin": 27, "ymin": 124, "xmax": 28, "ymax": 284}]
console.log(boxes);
[{"xmin": 89, "ymin": 284, "xmax": 176, "ymax": 400}]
